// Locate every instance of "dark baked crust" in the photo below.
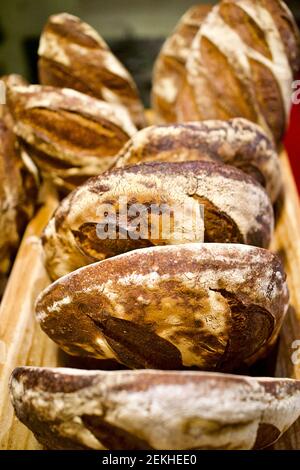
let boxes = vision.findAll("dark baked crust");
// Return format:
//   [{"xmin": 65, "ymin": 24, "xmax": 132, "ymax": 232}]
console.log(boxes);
[
  {"xmin": 0, "ymin": 120, "xmax": 37, "ymax": 294},
  {"xmin": 10, "ymin": 367, "xmax": 300, "ymax": 450},
  {"xmin": 153, "ymin": 0, "xmax": 300, "ymax": 145},
  {"xmin": 38, "ymin": 13, "xmax": 146, "ymax": 129},
  {"xmin": 42, "ymin": 160, "xmax": 274, "ymax": 280},
  {"xmin": 7, "ymin": 84, "xmax": 136, "ymax": 193},
  {"xmin": 115, "ymin": 118, "xmax": 281, "ymax": 202},
  {"xmin": 36, "ymin": 243, "xmax": 288, "ymax": 370}
]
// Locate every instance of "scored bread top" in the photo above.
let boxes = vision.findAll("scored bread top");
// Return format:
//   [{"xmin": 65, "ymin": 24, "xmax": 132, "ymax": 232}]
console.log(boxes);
[
  {"xmin": 10, "ymin": 367, "xmax": 300, "ymax": 450},
  {"xmin": 42, "ymin": 160, "xmax": 274, "ymax": 280},
  {"xmin": 152, "ymin": 4, "xmax": 212, "ymax": 123},
  {"xmin": 7, "ymin": 84, "xmax": 137, "ymax": 192},
  {"xmin": 38, "ymin": 13, "xmax": 146, "ymax": 129},
  {"xmin": 115, "ymin": 118, "xmax": 281, "ymax": 202},
  {"xmin": 36, "ymin": 243, "xmax": 288, "ymax": 371}
]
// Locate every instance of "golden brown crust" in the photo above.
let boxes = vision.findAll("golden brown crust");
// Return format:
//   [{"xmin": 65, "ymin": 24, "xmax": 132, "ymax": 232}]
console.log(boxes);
[
  {"xmin": 10, "ymin": 367, "xmax": 300, "ymax": 449},
  {"xmin": 42, "ymin": 161, "xmax": 274, "ymax": 280},
  {"xmin": 152, "ymin": 5, "xmax": 211, "ymax": 123},
  {"xmin": 7, "ymin": 84, "xmax": 137, "ymax": 193},
  {"xmin": 38, "ymin": 13, "xmax": 146, "ymax": 129},
  {"xmin": 153, "ymin": 0, "xmax": 300, "ymax": 144},
  {"xmin": 115, "ymin": 118, "xmax": 281, "ymax": 202},
  {"xmin": 36, "ymin": 244, "xmax": 288, "ymax": 370}
]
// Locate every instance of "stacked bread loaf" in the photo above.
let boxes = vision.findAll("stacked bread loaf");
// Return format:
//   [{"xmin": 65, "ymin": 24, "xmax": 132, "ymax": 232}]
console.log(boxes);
[
  {"xmin": 0, "ymin": 76, "xmax": 38, "ymax": 295},
  {"xmin": 153, "ymin": 0, "xmax": 300, "ymax": 145},
  {"xmin": 9, "ymin": 0, "xmax": 300, "ymax": 450}
]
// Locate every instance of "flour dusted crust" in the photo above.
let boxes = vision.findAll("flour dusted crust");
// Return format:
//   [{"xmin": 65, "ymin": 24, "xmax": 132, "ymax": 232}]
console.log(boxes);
[
  {"xmin": 152, "ymin": 5, "xmax": 211, "ymax": 123},
  {"xmin": 36, "ymin": 243, "xmax": 288, "ymax": 370},
  {"xmin": 7, "ymin": 84, "xmax": 137, "ymax": 193},
  {"xmin": 115, "ymin": 118, "xmax": 281, "ymax": 202},
  {"xmin": 153, "ymin": 0, "xmax": 300, "ymax": 144},
  {"xmin": 10, "ymin": 367, "xmax": 300, "ymax": 450},
  {"xmin": 42, "ymin": 161, "xmax": 274, "ymax": 280},
  {"xmin": 38, "ymin": 13, "xmax": 146, "ymax": 129}
]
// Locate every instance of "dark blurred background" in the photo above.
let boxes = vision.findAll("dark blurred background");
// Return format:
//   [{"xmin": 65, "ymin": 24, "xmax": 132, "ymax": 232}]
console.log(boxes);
[{"xmin": 0, "ymin": 0, "xmax": 299, "ymax": 106}]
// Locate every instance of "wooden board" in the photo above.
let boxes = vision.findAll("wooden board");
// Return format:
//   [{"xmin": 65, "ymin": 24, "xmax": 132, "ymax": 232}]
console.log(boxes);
[{"xmin": 0, "ymin": 151, "xmax": 300, "ymax": 450}]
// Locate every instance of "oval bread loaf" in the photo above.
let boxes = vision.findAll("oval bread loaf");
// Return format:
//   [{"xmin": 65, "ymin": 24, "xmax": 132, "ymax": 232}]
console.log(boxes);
[
  {"xmin": 115, "ymin": 118, "xmax": 281, "ymax": 202},
  {"xmin": 152, "ymin": 0, "xmax": 300, "ymax": 144},
  {"xmin": 38, "ymin": 13, "xmax": 146, "ymax": 129},
  {"xmin": 10, "ymin": 367, "xmax": 300, "ymax": 450},
  {"xmin": 36, "ymin": 244, "xmax": 289, "ymax": 371},
  {"xmin": 42, "ymin": 161, "xmax": 274, "ymax": 280},
  {"xmin": 7, "ymin": 85, "xmax": 137, "ymax": 193}
]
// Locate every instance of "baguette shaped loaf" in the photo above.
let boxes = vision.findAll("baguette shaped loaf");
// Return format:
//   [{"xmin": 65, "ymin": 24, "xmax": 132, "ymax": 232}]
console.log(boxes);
[
  {"xmin": 38, "ymin": 13, "xmax": 146, "ymax": 129},
  {"xmin": 115, "ymin": 118, "xmax": 281, "ymax": 202},
  {"xmin": 0, "ymin": 120, "xmax": 37, "ymax": 293},
  {"xmin": 10, "ymin": 367, "xmax": 300, "ymax": 450},
  {"xmin": 42, "ymin": 161, "xmax": 274, "ymax": 280},
  {"xmin": 153, "ymin": 0, "xmax": 300, "ymax": 144},
  {"xmin": 152, "ymin": 5, "xmax": 211, "ymax": 123},
  {"xmin": 36, "ymin": 244, "xmax": 288, "ymax": 370},
  {"xmin": 7, "ymin": 85, "xmax": 137, "ymax": 193}
]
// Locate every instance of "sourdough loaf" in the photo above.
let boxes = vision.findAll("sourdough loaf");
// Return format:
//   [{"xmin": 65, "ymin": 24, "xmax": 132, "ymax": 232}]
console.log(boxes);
[
  {"xmin": 10, "ymin": 367, "xmax": 300, "ymax": 450},
  {"xmin": 36, "ymin": 244, "xmax": 288, "ymax": 370},
  {"xmin": 152, "ymin": 0, "xmax": 300, "ymax": 144},
  {"xmin": 38, "ymin": 13, "xmax": 146, "ymax": 129},
  {"xmin": 0, "ymin": 120, "xmax": 37, "ymax": 294},
  {"xmin": 7, "ymin": 85, "xmax": 136, "ymax": 193},
  {"xmin": 115, "ymin": 118, "xmax": 281, "ymax": 202},
  {"xmin": 152, "ymin": 4, "xmax": 211, "ymax": 123},
  {"xmin": 42, "ymin": 161, "xmax": 274, "ymax": 280}
]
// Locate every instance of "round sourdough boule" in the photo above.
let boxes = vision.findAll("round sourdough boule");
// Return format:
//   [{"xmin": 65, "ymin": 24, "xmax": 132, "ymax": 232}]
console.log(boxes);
[
  {"xmin": 36, "ymin": 244, "xmax": 289, "ymax": 371},
  {"xmin": 42, "ymin": 161, "xmax": 274, "ymax": 280},
  {"xmin": 10, "ymin": 367, "xmax": 300, "ymax": 450},
  {"xmin": 115, "ymin": 118, "xmax": 281, "ymax": 202}
]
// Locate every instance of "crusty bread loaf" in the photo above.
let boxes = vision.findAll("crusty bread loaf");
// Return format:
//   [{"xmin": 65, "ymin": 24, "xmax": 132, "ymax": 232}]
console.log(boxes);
[
  {"xmin": 42, "ymin": 161, "xmax": 274, "ymax": 280},
  {"xmin": 115, "ymin": 118, "xmax": 281, "ymax": 202},
  {"xmin": 152, "ymin": 4, "xmax": 211, "ymax": 123},
  {"xmin": 0, "ymin": 120, "xmax": 37, "ymax": 294},
  {"xmin": 0, "ymin": 74, "xmax": 28, "ymax": 130},
  {"xmin": 7, "ymin": 85, "xmax": 137, "ymax": 193},
  {"xmin": 38, "ymin": 13, "xmax": 146, "ymax": 129},
  {"xmin": 36, "ymin": 244, "xmax": 288, "ymax": 370},
  {"xmin": 152, "ymin": 0, "xmax": 300, "ymax": 144},
  {"xmin": 10, "ymin": 367, "xmax": 300, "ymax": 450}
]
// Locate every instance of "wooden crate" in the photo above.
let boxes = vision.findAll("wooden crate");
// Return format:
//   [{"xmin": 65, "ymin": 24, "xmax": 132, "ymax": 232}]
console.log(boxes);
[{"xmin": 0, "ymin": 151, "xmax": 300, "ymax": 450}]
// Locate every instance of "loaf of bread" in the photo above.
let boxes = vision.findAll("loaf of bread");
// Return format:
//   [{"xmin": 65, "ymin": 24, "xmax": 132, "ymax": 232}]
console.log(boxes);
[
  {"xmin": 38, "ymin": 13, "xmax": 146, "ymax": 129},
  {"xmin": 152, "ymin": 4, "xmax": 211, "ymax": 123},
  {"xmin": 7, "ymin": 85, "xmax": 137, "ymax": 193},
  {"xmin": 152, "ymin": 0, "xmax": 300, "ymax": 144},
  {"xmin": 115, "ymin": 118, "xmax": 281, "ymax": 202},
  {"xmin": 42, "ymin": 161, "xmax": 274, "ymax": 280},
  {"xmin": 10, "ymin": 367, "xmax": 300, "ymax": 450},
  {"xmin": 0, "ymin": 120, "xmax": 37, "ymax": 294},
  {"xmin": 0, "ymin": 74, "xmax": 28, "ymax": 130},
  {"xmin": 36, "ymin": 244, "xmax": 288, "ymax": 370}
]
